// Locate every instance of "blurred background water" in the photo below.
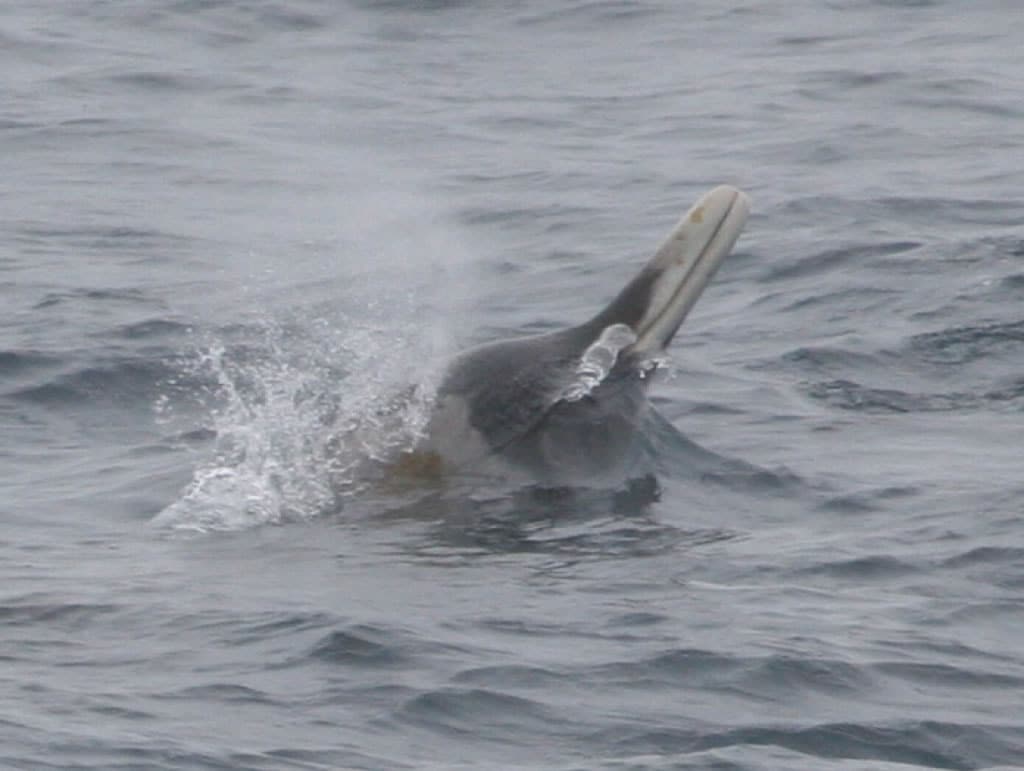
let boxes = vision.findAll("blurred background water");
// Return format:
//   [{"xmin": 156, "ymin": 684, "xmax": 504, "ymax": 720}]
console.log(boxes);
[{"xmin": 2, "ymin": 1, "xmax": 1023, "ymax": 769}]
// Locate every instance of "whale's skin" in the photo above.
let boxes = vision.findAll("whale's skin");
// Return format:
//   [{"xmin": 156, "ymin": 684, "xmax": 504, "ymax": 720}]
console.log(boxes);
[{"xmin": 415, "ymin": 185, "xmax": 751, "ymax": 483}]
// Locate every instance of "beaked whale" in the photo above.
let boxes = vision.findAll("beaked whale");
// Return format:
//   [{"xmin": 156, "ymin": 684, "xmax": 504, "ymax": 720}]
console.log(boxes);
[{"xmin": 408, "ymin": 185, "xmax": 750, "ymax": 485}]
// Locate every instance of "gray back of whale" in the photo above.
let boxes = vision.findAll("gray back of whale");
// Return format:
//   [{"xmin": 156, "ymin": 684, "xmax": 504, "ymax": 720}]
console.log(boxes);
[{"xmin": 419, "ymin": 185, "xmax": 751, "ymax": 482}]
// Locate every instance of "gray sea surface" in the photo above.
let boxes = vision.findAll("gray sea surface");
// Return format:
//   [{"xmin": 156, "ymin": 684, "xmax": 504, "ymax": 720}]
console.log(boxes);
[{"xmin": 3, "ymin": 1, "xmax": 1024, "ymax": 769}]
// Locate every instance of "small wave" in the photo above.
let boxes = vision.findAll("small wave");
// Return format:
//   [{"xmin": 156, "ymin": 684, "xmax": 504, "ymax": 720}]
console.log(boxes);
[
  {"xmin": 778, "ymin": 34, "xmax": 846, "ymax": 47},
  {"xmin": 762, "ymin": 241, "xmax": 921, "ymax": 282},
  {"xmin": 584, "ymin": 649, "xmax": 873, "ymax": 697},
  {"xmin": 907, "ymin": 320, "xmax": 1024, "ymax": 366},
  {"xmin": 587, "ymin": 648, "xmax": 741, "ymax": 686},
  {"xmin": 160, "ymin": 684, "xmax": 278, "ymax": 705},
  {"xmin": 0, "ymin": 600, "xmax": 121, "ymax": 637},
  {"xmin": 396, "ymin": 687, "xmax": 566, "ymax": 739},
  {"xmin": 353, "ymin": 0, "xmax": 474, "ymax": 13},
  {"xmin": 0, "ymin": 349, "xmax": 62, "ymax": 376},
  {"xmin": 817, "ymin": 485, "xmax": 920, "ymax": 515},
  {"xmin": 8, "ymin": 357, "xmax": 179, "ymax": 407},
  {"xmin": 18, "ymin": 225, "xmax": 189, "ymax": 254},
  {"xmin": 777, "ymin": 286, "xmax": 900, "ymax": 315},
  {"xmin": 782, "ymin": 322, "xmax": 1024, "ymax": 412},
  {"xmin": 516, "ymin": 0, "xmax": 663, "ymax": 28},
  {"xmin": 941, "ymin": 545, "xmax": 1024, "ymax": 569},
  {"xmin": 791, "ymin": 555, "xmax": 921, "ymax": 579},
  {"xmin": 780, "ymin": 346, "xmax": 886, "ymax": 374},
  {"xmin": 805, "ymin": 379, "xmax": 967, "ymax": 413},
  {"xmin": 595, "ymin": 719, "xmax": 1022, "ymax": 769},
  {"xmin": 309, "ymin": 625, "xmax": 416, "ymax": 668},
  {"xmin": 255, "ymin": 5, "xmax": 327, "ymax": 30},
  {"xmin": 451, "ymin": 664, "xmax": 568, "ymax": 689},
  {"xmin": 872, "ymin": 661, "xmax": 1024, "ymax": 690},
  {"xmin": 809, "ymin": 69, "xmax": 907, "ymax": 91},
  {"xmin": 31, "ymin": 288, "xmax": 155, "ymax": 310},
  {"xmin": 780, "ymin": 196, "xmax": 1022, "ymax": 231},
  {"xmin": 402, "ymin": 489, "xmax": 722, "ymax": 559},
  {"xmin": 109, "ymin": 70, "xmax": 222, "ymax": 93},
  {"xmin": 226, "ymin": 611, "xmax": 335, "ymax": 646},
  {"xmin": 114, "ymin": 319, "xmax": 191, "ymax": 340},
  {"xmin": 1002, "ymin": 273, "xmax": 1024, "ymax": 290}
]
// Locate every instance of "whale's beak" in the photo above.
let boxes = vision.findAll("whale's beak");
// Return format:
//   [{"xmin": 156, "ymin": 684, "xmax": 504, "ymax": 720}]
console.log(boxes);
[
  {"xmin": 631, "ymin": 185, "xmax": 750, "ymax": 353},
  {"xmin": 592, "ymin": 185, "xmax": 750, "ymax": 356}
]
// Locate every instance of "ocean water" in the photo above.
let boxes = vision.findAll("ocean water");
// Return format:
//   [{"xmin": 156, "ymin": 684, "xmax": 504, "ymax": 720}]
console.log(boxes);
[{"xmin": 2, "ymin": 0, "xmax": 1024, "ymax": 768}]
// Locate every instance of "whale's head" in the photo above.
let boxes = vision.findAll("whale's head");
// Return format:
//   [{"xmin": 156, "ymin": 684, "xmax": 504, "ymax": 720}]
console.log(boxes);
[{"xmin": 406, "ymin": 185, "xmax": 751, "ymax": 483}]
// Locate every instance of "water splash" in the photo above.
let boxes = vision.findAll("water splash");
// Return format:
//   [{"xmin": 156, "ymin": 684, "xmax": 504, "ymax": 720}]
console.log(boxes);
[
  {"xmin": 154, "ymin": 317, "xmax": 442, "ymax": 532},
  {"xmin": 151, "ymin": 162, "xmax": 489, "ymax": 532},
  {"xmin": 561, "ymin": 323, "xmax": 653, "ymax": 403}
]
